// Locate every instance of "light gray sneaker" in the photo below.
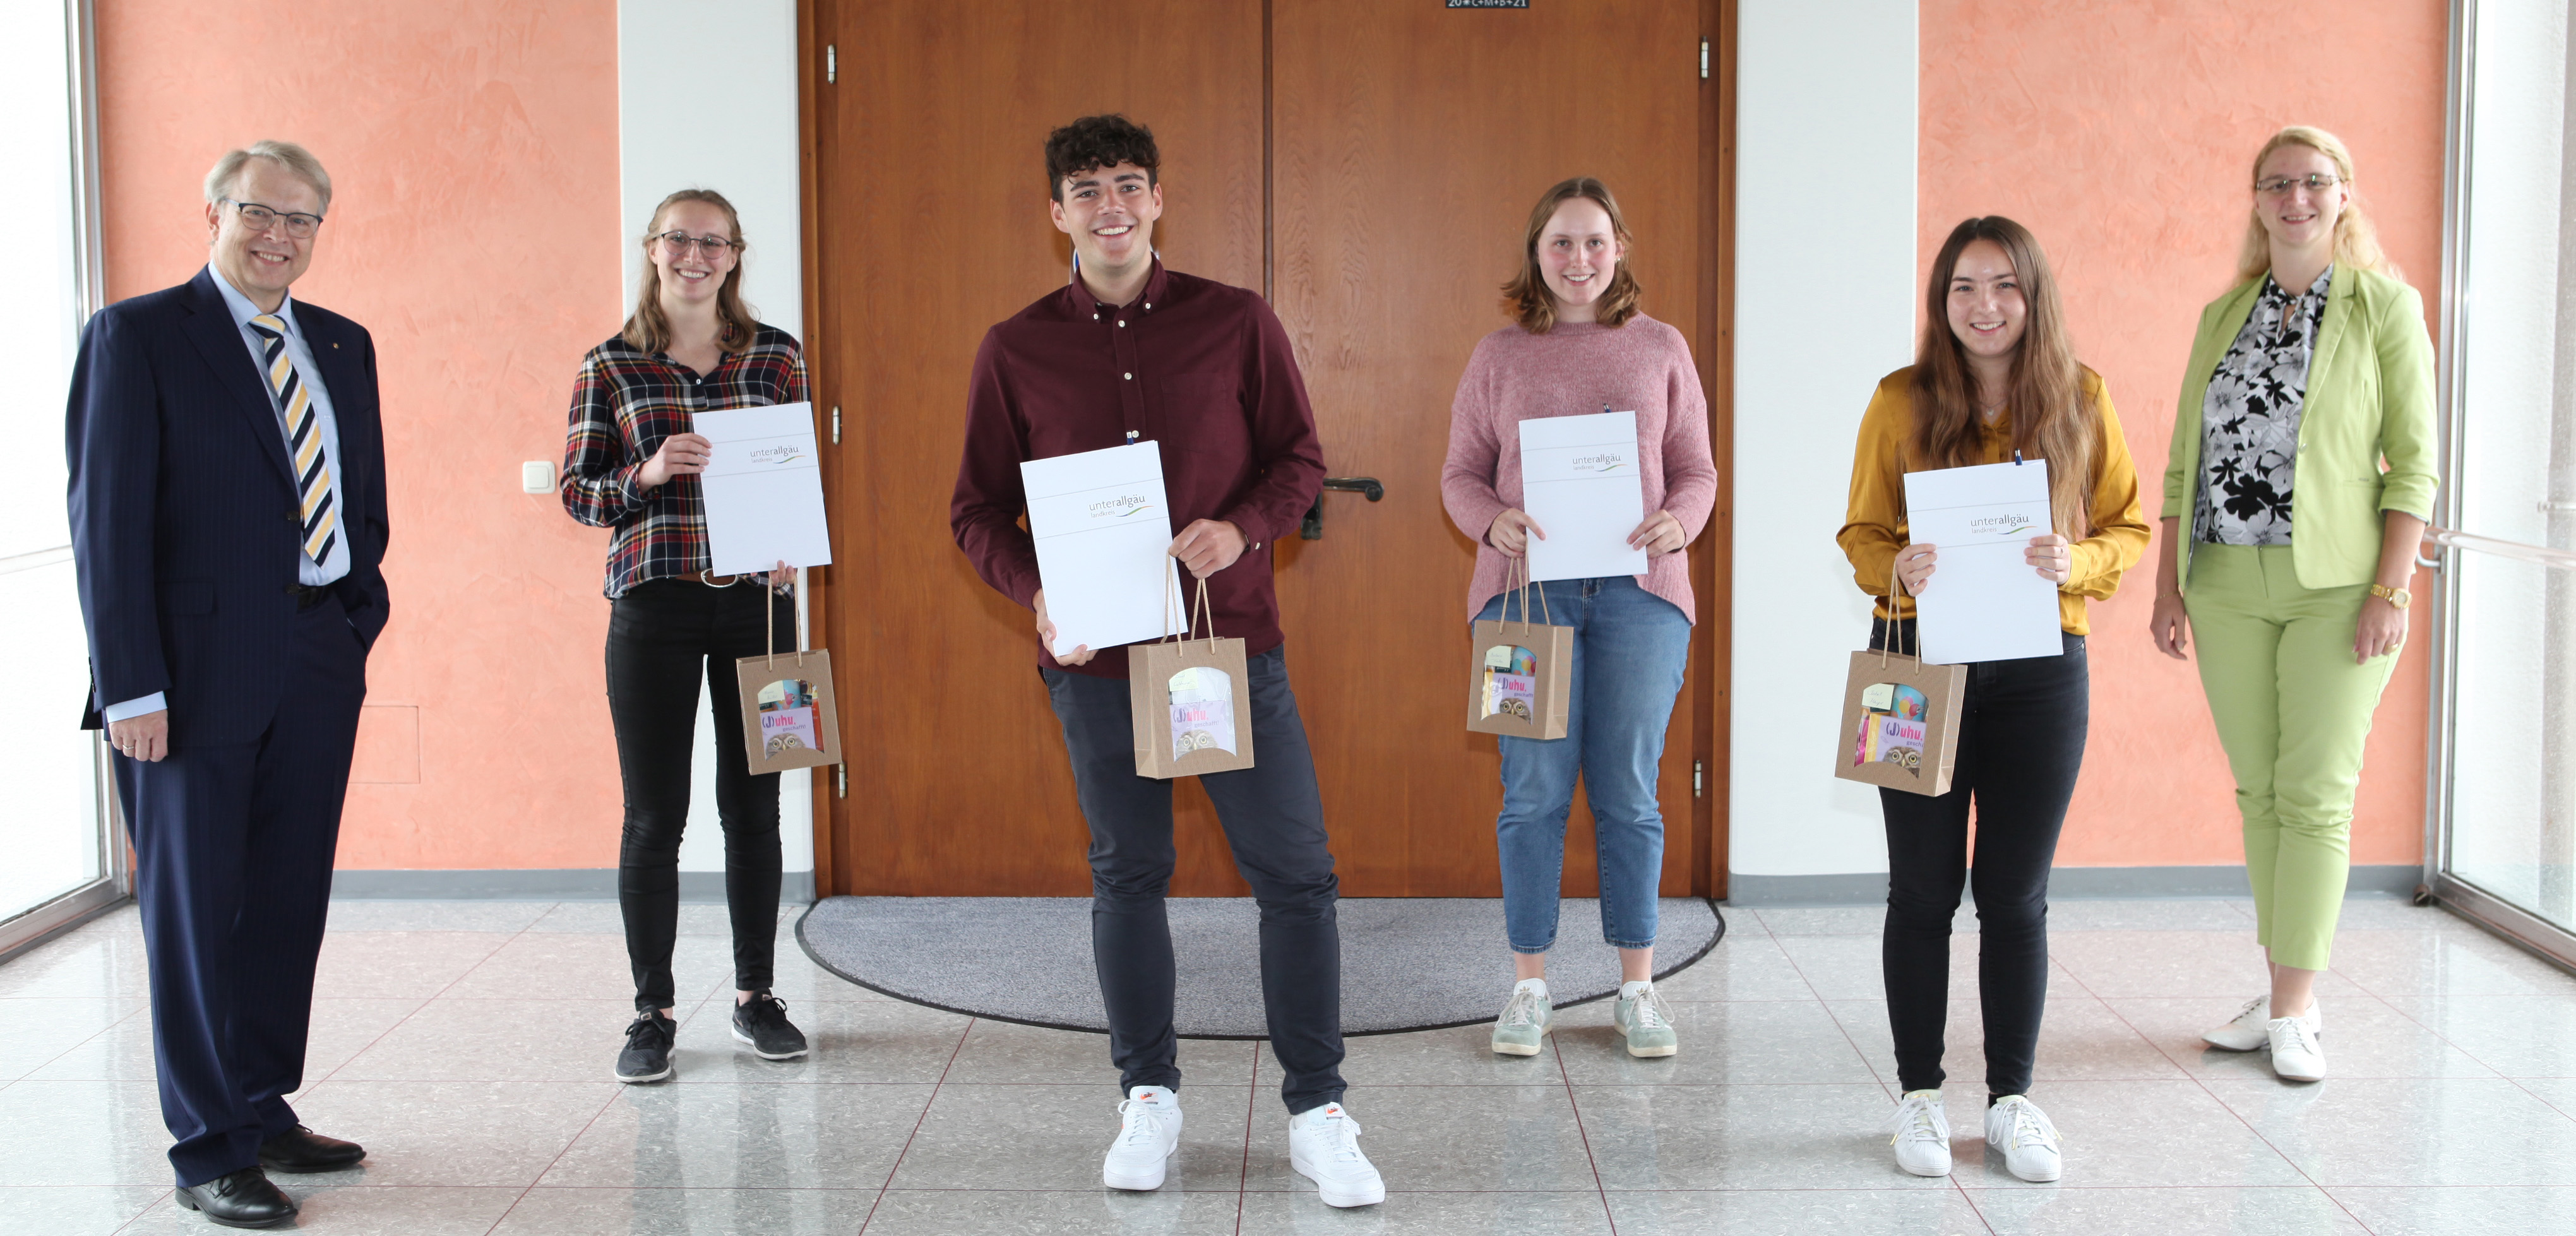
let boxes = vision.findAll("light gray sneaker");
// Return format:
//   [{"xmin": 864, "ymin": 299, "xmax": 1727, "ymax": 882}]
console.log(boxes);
[
  {"xmin": 1490, "ymin": 979, "xmax": 1551, "ymax": 1056},
  {"xmin": 1613, "ymin": 982, "xmax": 1677, "ymax": 1057}
]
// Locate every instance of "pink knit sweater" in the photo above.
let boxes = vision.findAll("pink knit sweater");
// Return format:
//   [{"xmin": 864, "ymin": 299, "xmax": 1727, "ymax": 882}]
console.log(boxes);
[{"xmin": 1440, "ymin": 315, "xmax": 1718, "ymax": 621}]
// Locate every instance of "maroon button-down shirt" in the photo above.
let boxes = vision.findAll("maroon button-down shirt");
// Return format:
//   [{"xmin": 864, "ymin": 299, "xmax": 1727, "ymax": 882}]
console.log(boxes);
[{"xmin": 951, "ymin": 261, "xmax": 1327, "ymax": 678}]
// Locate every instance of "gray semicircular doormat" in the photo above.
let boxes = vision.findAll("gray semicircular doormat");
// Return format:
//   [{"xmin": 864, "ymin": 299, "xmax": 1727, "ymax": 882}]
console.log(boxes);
[{"xmin": 796, "ymin": 896, "xmax": 1724, "ymax": 1038}]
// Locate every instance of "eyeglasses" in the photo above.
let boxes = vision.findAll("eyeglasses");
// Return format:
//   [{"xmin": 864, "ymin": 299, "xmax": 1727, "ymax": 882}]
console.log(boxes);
[
  {"xmin": 2255, "ymin": 174, "xmax": 2342, "ymax": 197},
  {"xmin": 224, "ymin": 199, "xmax": 323, "ymax": 239},
  {"xmin": 653, "ymin": 231, "xmax": 739, "ymax": 256}
]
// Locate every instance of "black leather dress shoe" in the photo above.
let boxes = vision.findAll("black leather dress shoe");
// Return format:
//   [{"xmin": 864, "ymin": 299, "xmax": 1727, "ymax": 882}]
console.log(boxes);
[
  {"xmin": 257, "ymin": 1124, "xmax": 366, "ymax": 1172},
  {"xmin": 174, "ymin": 1166, "xmax": 297, "ymax": 1228}
]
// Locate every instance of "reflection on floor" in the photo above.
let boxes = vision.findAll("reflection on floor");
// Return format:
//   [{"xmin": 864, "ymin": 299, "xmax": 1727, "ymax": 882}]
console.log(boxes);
[{"xmin": 0, "ymin": 896, "xmax": 2571, "ymax": 1234}]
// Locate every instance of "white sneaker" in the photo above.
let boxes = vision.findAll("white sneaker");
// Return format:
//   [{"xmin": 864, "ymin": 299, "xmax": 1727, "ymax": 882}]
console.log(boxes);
[
  {"xmin": 2204, "ymin": 995, "xmax": 2322, "ymax": 1052},
  {"xmin": 1287, "ymin": 1101, "xmax": 1385, "ymax": 1208},
  {"xmin": 1884, "ymin": 1089, "xmax": 1952, "ymax": 1177},
  {"xmin": 2268, "ymin": 1016, "xmax": 2328, "ymax": 1082},
  {"xmin": 1983, "ymin": 1095, "xmax": 2063, "ymax": 1182},
  {"xmin": 1102, "ymin": 1086, "xmax": 1182, "ymax": 1191}
]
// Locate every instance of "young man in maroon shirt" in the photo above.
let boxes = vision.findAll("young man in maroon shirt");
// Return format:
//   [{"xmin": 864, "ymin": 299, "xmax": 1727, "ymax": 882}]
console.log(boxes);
[{"xmin": 950, "ymin": 115, "xmax": 1383, "ymax": 1208}]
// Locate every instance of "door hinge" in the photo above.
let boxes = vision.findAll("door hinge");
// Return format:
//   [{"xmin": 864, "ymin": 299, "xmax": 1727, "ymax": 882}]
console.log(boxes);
[
  {"xmin": 831, "ymin": 405, "xmax": 841, "ymax": 444},
  {"xmin": 1699, "ymin": 39, "xmax": 1708, "ymax": 80},
  {"xmin": 826, "ymin": 45, "xmax": 837, "ymax": 84},
  {"xmin": 1693, "ymin": 759, "xmax": 1704, "ymax": 797},
  {"xmin": 835, "ymin": 763, "xmax": 847, "ymax": 798}
]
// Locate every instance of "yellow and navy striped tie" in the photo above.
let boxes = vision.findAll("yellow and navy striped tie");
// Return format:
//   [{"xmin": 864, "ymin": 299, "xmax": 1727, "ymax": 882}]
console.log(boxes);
[{"xmin": 247, "ymin": 314, "xmax": 337, "ymax": 565}]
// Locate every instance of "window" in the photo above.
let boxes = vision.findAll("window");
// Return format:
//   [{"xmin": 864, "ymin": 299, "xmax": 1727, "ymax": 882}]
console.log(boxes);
[
  {"xmin": 0, "ymin": 0, "xmax": 122, "ymax": 956},
  {"xmin": 2426, "ymin": 0, "xmax": 2576, "ymax": 962}
]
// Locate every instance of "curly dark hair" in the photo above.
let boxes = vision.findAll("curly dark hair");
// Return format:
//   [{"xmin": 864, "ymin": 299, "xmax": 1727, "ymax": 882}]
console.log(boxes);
[{"xmin": 1045, "ymin": 114, "xmax": 1160, "ymax": 202}]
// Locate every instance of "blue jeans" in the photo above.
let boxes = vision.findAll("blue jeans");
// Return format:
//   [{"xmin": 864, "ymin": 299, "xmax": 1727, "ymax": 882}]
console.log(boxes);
[{"xmin": 1475, "ymin": 575, "xmax": 1691, "ymax": 953}]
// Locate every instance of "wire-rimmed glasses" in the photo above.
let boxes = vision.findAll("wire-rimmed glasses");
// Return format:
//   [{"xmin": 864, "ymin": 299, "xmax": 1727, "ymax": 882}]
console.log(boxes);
[
  {"xmin": 224, "ymin": 199, "xmax": 324, "ymax": 239},
  {"xmin": 2255, "ymin": 174, "xmax": 2342, "ymax": 197},
  {"xmin": 653, "ymin": 231, "xmax": 740, "ymax": 257}
]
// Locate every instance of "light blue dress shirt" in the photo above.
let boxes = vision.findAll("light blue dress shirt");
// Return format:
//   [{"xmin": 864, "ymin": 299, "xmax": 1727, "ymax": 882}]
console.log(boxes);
[{"xmin": 104, "ymin": 266, "xmax": 351, "ymax": 724}]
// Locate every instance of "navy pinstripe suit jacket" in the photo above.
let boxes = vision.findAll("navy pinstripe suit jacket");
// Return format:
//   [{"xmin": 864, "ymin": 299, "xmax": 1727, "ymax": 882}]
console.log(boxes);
[{"xmin": 66, "ymin": 266, "xmax": 392, "ymax": 747}]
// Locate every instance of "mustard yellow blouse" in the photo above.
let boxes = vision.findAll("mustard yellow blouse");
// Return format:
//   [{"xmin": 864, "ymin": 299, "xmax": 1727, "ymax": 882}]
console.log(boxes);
[{"xmin": 1836, "ymin": 367, "xmax": 2150, "ymax": 635}]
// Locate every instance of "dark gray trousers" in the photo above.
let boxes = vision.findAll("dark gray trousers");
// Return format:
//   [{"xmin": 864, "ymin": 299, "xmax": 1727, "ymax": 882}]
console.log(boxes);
[{"xmin": 1042, "ymin": 645, "xmax": 1348, "ymax": 1114}]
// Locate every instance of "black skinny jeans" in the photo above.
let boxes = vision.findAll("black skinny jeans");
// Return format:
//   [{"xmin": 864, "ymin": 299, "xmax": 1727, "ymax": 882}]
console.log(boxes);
[
  {"xmin": 1873, "ymin": 619, "xmax": 2088, "ymax": 1100},
  {"xmin": 1042, "ymin": 645, "xmax": 1348, "ymax": 1115},
  {"xmin": 607, "ymin": 578, "xmax": 798, "ymax": 1013}
]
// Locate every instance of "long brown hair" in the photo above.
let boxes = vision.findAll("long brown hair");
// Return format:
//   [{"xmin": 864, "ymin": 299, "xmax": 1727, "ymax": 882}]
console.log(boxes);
[
  {"xmin": 2234, "ymin": 125, "xmax": 2402, "ymax": 285},
  {"xmin": 621, "ymin": 189, "xmax": 759, "ymax": 354},
  {"xmin": 1911, "ymin": 217, "xmax": 2099, "ymax": 537},
  {"xmin": 1501, "ymin": 177, "xmax": 1643, "ymax": 333}
]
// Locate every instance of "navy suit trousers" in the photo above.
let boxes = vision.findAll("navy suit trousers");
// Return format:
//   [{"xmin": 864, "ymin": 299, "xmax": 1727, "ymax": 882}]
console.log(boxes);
[{"xmin": 114, "ymin": 597, "xmax": 367, "ymax": 1187}]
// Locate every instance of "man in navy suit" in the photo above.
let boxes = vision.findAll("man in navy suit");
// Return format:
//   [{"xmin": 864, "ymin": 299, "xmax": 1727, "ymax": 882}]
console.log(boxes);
[{"xmin": 66, "ymin": 140, "xmax": 390, "ymax": 1229}]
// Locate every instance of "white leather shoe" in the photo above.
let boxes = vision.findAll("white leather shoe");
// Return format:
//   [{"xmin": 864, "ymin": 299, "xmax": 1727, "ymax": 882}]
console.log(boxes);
[
  {"xmin": 1102, "ymin": 1086, "xmax": 1182, "ymax": 1190},
  {"xmin": 1288, "ymin": 1101, "xmax": 1385, "ymax": 1207},
  {"xmin": 1983, "ymin": 1095, "xmax": 2063, "ymax": 1182},
  {"xmin": 1885, "ymin": 1089, "xmax": 1952, "ymax": 1177},
  {"xmin": 2205, "ymin": 995, "xmax": 2321, "ymax": 1052},
  {"xmin": 2268, "ymin": 1016, "xmax": 2328, "ymax": 1082}
]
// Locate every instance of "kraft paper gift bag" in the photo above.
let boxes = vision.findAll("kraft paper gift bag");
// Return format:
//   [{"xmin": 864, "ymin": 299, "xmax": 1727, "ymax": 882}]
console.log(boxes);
[
  {"xmin": 733, "ymin": 583, "xmax": 844, "ymax": 775},
  {"xmin": 1466, "ymin": 561, "xmax": 1572, "ymax": 740},
  {"xmin": 1832, "ymin": 562, "xmax": 1965, "ymax": 797},
  {"xmin": 1131, "ymin": 577, "xmax": 1256, "ymax": 780}
]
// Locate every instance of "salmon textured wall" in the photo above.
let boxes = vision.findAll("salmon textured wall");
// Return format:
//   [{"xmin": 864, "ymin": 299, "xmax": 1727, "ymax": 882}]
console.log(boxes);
[
  {"xmin": 95, "ymin": 1, "xmax": 628, "ymax": 867},
  {"xmin": 1919, "ymin": 0, "xmax": 2450, "ymax": 867}
]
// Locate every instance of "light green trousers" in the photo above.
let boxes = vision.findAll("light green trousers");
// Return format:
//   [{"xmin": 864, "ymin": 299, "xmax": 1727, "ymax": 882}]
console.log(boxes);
[{"xmin": 2183, "ymin": 545, "xmax": 2399, "ymax": 971}]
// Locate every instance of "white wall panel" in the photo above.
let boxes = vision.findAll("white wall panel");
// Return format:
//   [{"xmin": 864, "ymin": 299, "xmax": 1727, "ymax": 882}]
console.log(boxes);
[
  {"xmin": 1731, "ymin": 0, "xmax": 1919, "ymax": 879},
  {"xmin": 619, "ymin": 0, "xmax": 812, "ymax": 876}
]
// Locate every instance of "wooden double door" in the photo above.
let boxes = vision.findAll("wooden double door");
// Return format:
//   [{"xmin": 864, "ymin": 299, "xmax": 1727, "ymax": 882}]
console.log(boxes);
[{"xmin": 799, "ymin": 0, "xmax": 1732, "ymax": 898}]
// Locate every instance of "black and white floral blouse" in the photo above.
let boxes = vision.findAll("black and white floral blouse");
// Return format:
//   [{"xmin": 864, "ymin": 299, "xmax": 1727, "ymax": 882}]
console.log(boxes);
[{"xmin": 2195, "ymin": 266, "xmax": 2333, "ymax": 545}]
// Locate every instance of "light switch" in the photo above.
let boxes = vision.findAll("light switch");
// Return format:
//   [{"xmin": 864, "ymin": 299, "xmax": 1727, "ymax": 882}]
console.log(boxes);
[{"xmin": 521, "ymin": 461, "xmax": 554, "ymax": 494}]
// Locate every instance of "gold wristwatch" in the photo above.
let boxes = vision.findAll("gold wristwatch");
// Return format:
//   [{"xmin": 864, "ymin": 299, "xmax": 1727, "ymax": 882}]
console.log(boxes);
[{"xmin": 2370, "ymin": 583, "xmax": 2411, "ymax": 609}]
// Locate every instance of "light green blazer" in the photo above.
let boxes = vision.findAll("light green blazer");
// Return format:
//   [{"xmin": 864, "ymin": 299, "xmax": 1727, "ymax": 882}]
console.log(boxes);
[{"xmin": 2162, "ymin": 264, "xmax": 2439, "ymax": 591}]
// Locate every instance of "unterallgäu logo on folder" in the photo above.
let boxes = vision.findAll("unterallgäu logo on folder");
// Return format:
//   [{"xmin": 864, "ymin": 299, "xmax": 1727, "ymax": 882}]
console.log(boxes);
[{"xmin": 1087, "ymin": 494, "xmax": 1157, "ymax": 520}]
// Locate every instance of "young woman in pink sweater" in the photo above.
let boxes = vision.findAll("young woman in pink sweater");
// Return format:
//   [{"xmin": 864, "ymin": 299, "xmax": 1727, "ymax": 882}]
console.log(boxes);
[{"xmin": 1441, "ymin": 177, "xmax": 1718, "ymax": 1060}]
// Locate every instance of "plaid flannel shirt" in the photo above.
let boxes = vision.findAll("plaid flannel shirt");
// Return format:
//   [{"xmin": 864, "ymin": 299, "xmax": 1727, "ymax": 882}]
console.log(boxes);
[{"xmin": 559, "ymin": 326, "xmax": 808, "ymax": 597}]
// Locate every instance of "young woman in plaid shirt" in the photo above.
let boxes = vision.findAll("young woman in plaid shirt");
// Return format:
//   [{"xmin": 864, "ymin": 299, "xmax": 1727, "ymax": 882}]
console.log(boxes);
[{"xmin": 559, "ymin": 189, "xmax": 812, "ymax": 1081}]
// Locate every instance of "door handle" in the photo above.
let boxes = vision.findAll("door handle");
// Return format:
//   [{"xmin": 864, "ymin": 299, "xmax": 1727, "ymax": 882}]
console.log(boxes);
[{"xmin": 1300, "ymin": 477, "xmax": 1384, "ymax": 540}]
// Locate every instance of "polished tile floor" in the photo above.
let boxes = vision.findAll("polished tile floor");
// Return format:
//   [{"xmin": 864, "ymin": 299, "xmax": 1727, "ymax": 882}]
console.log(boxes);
[{"xmin": 1, "ymin": 894, "xmax": 2572, "ymax": 1234}]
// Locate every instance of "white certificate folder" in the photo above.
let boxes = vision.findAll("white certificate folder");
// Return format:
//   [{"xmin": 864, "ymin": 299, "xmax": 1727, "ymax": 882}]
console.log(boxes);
[
  {"xmin": 1520, "ymin": 410, "xmax": 1650, "ymax": 583},
  {"xmin": 1902, "ymin": 460, "xmax": 2063, "ymax": 665},
  {"xmin": 1022, "ymin": 441, "xmax": 1183, "ymax": 658},
  {"xmin": 692, "ymin": 401, "xmax": 834, "ymax": 576}
]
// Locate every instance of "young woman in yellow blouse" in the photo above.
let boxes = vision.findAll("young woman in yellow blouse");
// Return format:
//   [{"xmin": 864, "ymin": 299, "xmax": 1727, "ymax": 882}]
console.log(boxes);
[{"xmin": 1837, "ymin": 217, "xmax": 2147, "ymax": 1183}]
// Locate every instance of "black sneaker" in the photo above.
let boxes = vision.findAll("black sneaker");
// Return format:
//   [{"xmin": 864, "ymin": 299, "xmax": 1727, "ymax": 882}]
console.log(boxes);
[
  {"xmin": 616, "ymin": 1011, "xmax": 676, "ymax": 1083},
  {"xmin": 731, "ymin": 992, "xmax": 809, "ymax": 1060}
]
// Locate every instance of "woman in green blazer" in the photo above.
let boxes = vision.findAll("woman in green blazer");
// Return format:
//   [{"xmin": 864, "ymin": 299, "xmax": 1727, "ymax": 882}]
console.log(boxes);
[{"xmin": 2147, "ymin": 126, "xmax": 2437, "ymax": 1083}]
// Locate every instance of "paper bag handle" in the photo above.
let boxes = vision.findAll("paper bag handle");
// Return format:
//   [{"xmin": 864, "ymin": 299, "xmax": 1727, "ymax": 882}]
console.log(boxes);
[
  {"xmin": 763, "ymin": 567, "xmax": 808, "ymax": 670},
  {"xmin": 1159, "ymin": 569, "xmax": 1219, "ymax": 647},
  {"xmin": 1500, "ymin": 555, "xmax": 1552, "ymax": 634},
  {"xmin": 1879, "ymin": 555, "xmax": 1917, "ymax": 667}
]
